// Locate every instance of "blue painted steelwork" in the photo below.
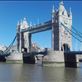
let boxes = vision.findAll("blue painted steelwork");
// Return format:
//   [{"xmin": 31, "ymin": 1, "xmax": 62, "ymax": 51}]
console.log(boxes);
[{"xmin": 21, "ymin": 20, "xmax": 52, "ymax": 34}]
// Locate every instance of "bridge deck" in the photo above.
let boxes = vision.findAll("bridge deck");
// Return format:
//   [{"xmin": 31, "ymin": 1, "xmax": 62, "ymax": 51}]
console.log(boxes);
[{"xmin": 21, "ymin": 20, "xmax": 52, "ymax": 34}]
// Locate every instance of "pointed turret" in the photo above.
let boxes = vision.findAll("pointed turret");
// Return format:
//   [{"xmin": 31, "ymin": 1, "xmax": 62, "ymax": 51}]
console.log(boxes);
[
  {"xmin": 52, "ymin": 4, "xmax": 55, "ymax": 13},
  {"xmin": 20, "ymin": 19, "xmax": 23, "ymax": 29},
  {"xmin": 17, "ymin": 21, "xmax": 21, "ymax": 32},
  {"xmin": 59, "ymin": 1, "xmax": 68, "ymax": 16},
  {"xmin": 22, "ymin": 17, "xmax": 29, "ymax": 29},
  {"xmin": 52, "ymin": 4, "xmax": 55, "ymax": 23},
  {"xmin": 60, "ymin": 1, "xmax": 64, "ymax": 6},
  {"xmin": 59, "ymin": 1, "xmax": 64, "ymax": 16},
  {"xmin": 59, "ymin": 1, "xmax": 64, "ymax": 11},
  {"xmin": 69, "ymin": 7, "xmax": 72, "ymax": 18},
  {"xmin": 17, "ymin": 21, "xmax": 20, "ymax": 28}
]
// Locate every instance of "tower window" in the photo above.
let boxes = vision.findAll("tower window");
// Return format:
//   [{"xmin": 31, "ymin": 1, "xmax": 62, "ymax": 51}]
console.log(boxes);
[
  {"xmin": 62, "ymin": 11, "xmax": 64, "ymax": 15},
  {"xmin": 64, "ymin": 30, "xmax": 68, "ymax": 35}
]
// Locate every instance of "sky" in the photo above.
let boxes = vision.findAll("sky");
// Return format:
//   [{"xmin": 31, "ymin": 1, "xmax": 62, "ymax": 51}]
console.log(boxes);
[{"xmin": 0, "ymin": 1, "xmax": 82, "ymax": 50}]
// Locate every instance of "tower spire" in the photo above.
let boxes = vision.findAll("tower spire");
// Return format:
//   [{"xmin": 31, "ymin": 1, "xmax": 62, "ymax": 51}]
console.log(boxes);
[
  {"xmin": 70, "ymin": 7, "xmax": 72, "ymax": 15},
  {"xmin": 52, "ymin": 4, "xmax": 55, "ymax": 13},
  {"xmin": 22, "ymin": 17, "xmax": 29, "ymax": 29},
  {"xmin": 17, "ymin": 21, "xmax": 20, "ymax": 30},
  {"xmin": 60, "ymin": 0, "xmax": 64, "ymax": 5}
]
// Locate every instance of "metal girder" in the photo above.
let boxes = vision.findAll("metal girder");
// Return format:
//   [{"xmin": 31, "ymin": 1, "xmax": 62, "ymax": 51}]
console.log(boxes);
[{"xmin": 21, "ymin": 20, "xmax": 52, "ymax": 34}]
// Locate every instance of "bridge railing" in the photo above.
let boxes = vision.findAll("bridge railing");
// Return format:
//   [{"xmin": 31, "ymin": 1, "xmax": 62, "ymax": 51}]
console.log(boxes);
[{"xmin": 21, "ymin": 20, "xmax": 52, "ymax": 34}]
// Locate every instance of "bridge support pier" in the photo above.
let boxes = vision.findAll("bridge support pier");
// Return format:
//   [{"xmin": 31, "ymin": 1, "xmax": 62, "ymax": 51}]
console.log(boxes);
[
  {"xmin": 42, "ymin": 51, "xmax": 65, "ymax": 67},
  {"xmin": 23, "ymin": 53, "xmax": 35, "ymax": 64},
  {"xmin": 23, "ymin": 56, "xmax": 35, "ymax": 64},
  {"xmin": 42, "ymin": 50, "xmax": 79, "ymax": 68},
  {"xmin": 0, "ymin": 55, "xmax": 6, "ymax": 62},
  {"xmin": 64, "ymin": 53, "xmax": 79, "ymax": 68},
  {"xmin": 6, "ymin": 51, "xmax": 23, "ymax": 63}
]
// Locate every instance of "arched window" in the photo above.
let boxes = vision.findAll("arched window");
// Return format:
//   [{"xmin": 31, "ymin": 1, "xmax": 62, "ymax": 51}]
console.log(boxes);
[{"xmin": 62, "ymin": 11, "xmax": 64, "ymax": 15}]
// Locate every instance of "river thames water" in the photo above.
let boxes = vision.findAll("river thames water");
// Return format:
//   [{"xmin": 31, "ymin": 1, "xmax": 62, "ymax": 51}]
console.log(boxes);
[{"xmin": 0, "ymin": 63, "xmax": 82, "ymax": 82}]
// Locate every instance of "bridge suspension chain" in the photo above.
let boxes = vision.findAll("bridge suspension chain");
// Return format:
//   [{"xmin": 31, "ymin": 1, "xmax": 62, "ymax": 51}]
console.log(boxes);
[
  {"xmin": 3, "ymin": 34, "xmax": 17, "ymax": 55},
  {"xmin": 72, "ymin": 26, "xmax": 82, "ymax": 38},
  {"xmin": 61, "ymin": 17, "xmax": 82, "ymax": 39},
  {"xmin": 61, "ymin": 23, "xmax": 82, "ymax": 42}
]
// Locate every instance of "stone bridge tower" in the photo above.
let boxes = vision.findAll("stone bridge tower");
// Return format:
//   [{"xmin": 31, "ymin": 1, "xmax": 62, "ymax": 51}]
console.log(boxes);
[
  {"xmin": 17, "ymin": 18, "xmax": 31, "ymax": 53},
  {"xmin": 52, "ymin": 1, "xmax": 72, "ymax": 51}
]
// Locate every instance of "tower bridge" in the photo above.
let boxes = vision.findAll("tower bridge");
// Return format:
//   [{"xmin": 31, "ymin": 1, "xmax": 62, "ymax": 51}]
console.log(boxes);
[
  {"xmin": 0, "ymin": 1, "xmax": 82, "ymax": 68},
  {"xmin": 17, "ymin": 1, "xmax": 72, "ymax": 53}
]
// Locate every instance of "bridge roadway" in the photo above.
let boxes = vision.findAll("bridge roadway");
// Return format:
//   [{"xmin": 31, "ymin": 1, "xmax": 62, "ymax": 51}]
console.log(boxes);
[
  {"xmin": 64, "ymin": 51, "xmax": 82, "ymax": 55},
  {"xmin": 21, "ymin": 20, "xmax": 52, "ymax": 34},
  {"xmin": 23, "ymin": 49, "xmax": 48, "ymax": 57},
  {"xmin": 23, "ymin": 50, "xmax": 82, "ymax": 58},
  {"xmin": 1, "ymin": 50, "xmax": 82, "ymax": 57},
  {"xmin": 23, "ymin": 51, "xmax": 82, "ymax": 57},
  {"xmin": 0, "ymin": 50, "xmax": 82, "ymax": 57}
]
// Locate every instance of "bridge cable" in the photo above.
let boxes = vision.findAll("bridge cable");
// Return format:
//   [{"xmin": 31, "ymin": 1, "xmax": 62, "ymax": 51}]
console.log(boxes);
[
  {"xmin": 72, "ymin": 26, "xmax": 82, "ymax": 38},
  {"xmin": 61, "ymin": 23, "xmax": 82, "ymax": 42},
  {"xmin": 3, "ymin": 34, "xmax": 17, "ymax": 54},
  {"xmin": 60, "ymin": 17, "xmax": 82, "ymax": 38}
]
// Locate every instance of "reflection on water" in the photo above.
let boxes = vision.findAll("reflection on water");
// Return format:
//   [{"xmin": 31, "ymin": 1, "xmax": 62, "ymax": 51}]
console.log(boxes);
[{"xmin": 0, "ymin": 63, "xmax": 82, "ymax": 82}]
